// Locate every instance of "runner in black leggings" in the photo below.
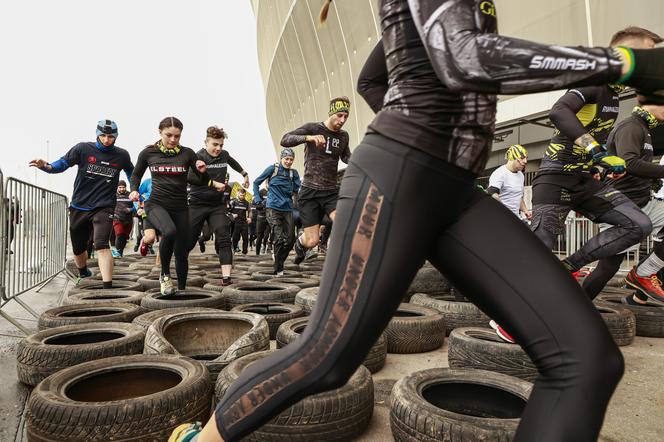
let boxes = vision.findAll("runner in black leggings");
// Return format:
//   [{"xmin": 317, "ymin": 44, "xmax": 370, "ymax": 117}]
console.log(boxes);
[
  {"xmin": 173, "ymin": 1, "xmax": 664, "ymax": 441},
  {"xmin": 130, "ymin": 117, "xmax": 223, "ymax": 294}
]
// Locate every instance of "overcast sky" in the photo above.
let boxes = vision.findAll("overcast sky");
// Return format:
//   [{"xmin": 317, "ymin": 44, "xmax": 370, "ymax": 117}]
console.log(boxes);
[{"xmin": 0, "ymin": 0, "xmax": 274, "ymax": 197}]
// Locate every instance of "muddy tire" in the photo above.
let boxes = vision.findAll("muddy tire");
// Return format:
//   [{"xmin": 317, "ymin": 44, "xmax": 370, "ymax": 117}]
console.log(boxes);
[
  {"xmin": 223, "ymin": 282, "xmax": 300, "ymax": 308},
  {"xmin": 16, "ymin": 323, "xmax": 145, "ymax": 386},
  {"xmin": 215, "ymin": 351, "xmax": 373, "ymax": 441},
  {"xmin": 140, "ymin": 289, "xmax": 226, "ymax": 311},
  {"xmin": 132, "ymin": 307, "xmax": 222, "ymax": 330},
  {"xmin": 294, "ymin": 287, "xmax": 319, "ymax": 314},
  {"xmin": 386, "ymin": 303, "xmax": 446, "ymax": 353},
  {"xmin": 25, "ymin": 355, "xmax": 212, "ymax": 442},
  {"xmin": 447, "ymin": 327, "xmax": 537, "ymax": 382},
  {"xmin": 276, "ymin": 318, "xmax": 386, "ymax": 373},
  {"xmin": 68, "ymin": 280, "xmax": 144, "ymax": 295},
  {"xmin": 390, "ymin": 368, "xmax": 531, "ymax": 442},
  {"xmin": 90, "ymin": 273, "xmax": 142, "ymax": 283},
  {"xmin": 144, "ymin": 311, "xmax": 269, "ymax": 381},
  {"xmin": 595, "ymin": 294, "xmax": 664, "ymax": 337},
  {"xmin": 410, "ymin": 293, "xmax": 489, "ymax": 336},
  {"xmin": 138, "ymin": 274, "xmax": 205, "ymax": 289},
  {"xmin": 231, "ymin": 303, "xmax": 305, "ymax": 339},
  {"xmin": 265, "ymin": 276, "xmax": 320, "ymax": 289},
  {"xmin": 38, "ymin": 303, "xmax": 147, "ymax": 330},
  {"xmin": 595, "ymin": 303, "xmax": 637, "ymax": 346},
  {"xmin": 64, "ymin": 290, "xmax": 147, "ymax": 306},
  {"xmin": 204, "ymin": 273, "xmax": 253, "ymax": 285}
]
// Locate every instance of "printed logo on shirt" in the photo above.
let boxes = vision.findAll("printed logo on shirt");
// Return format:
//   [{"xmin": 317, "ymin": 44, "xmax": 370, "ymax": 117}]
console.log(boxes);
[
  {"xmin": 149, "ymin": 165, "xmax": 187, "ymax": 174},
  {"xmin": 479, "ymin": 1, "xmax": 496, "ymax": 17},
  {"xmin": 602, "ymin": 106, "xmax": 620, "ymax": 113},
  {"xmin": 207, "ymin": 163, "xmax": 228, "ymax": 169},
  {"xmin": 88, "ymin": 156, "xmax": 97, "ymax": 164},
  {"xmin": 86, "ymin": 163, "xmax": 117, "ymax": 178},
  {"xmin": 644, "ymin": 143, "xmax": 654, "ymax": 151},
  {"xmin": 529, "ymin": 56, "xmax": 597, "ymax": 71}
]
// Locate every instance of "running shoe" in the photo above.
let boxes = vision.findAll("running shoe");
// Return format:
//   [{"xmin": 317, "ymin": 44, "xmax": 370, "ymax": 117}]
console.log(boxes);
[
  {"xmin": 111, "ymin": 248, "xmax": 121, "ymax": 258},
  {"xmin": 220, "ymin": 277, "xmax": 233, "ymax": 287},
  {"xmin": 489, "ymin": 320, "xmax": 516, "ymax": 344},
  {"xmin": 293, "ymin": 237, "xmax": 306, "ymax": 265},
  {"xmin": 160, "ymin": 274, "xmax": 176, "ymax": 295},
  {"xmin": 139, "ymin": 240, "xmax": 148, "ymax": 257},
  {"xmin": 148, "ymin": 246, "xmax": 155, "ymax": 255},
  {"xmin": 304, "ymin": 249, "xmax": 318, "ymax": 262},
  {"xmin": 78, "ymin": 268, "xmax": 92, "ymax": 278},
  {"xmin": 169, "ymin": 422, "xmax": 202, "ymax": 442},
  {"xmin": 625, "ymin": 268, "xmax": 664, "ymax": 304}
]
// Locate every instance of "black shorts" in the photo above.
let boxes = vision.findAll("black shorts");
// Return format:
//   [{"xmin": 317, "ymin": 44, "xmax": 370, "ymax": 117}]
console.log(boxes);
[
  {"xmin": 531, "ymin": 171, "xmax": 632, "ymax": 235},
  {"xmin": 297, "ymin": 186, "xmax": 339, "ymax": 228},
  {"xmin": 69, "ymin": 207, "xmax": 114, "ymax": 255}
]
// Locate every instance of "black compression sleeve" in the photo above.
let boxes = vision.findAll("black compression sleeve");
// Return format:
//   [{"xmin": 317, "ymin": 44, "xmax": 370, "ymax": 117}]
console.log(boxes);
[
  {"xmin": 615, "ymin": 124, "xmax": 664, "ymax": 178},
  {"xmin": 130, "ymin": 149, "xmax": 148, "ymax": 191},
  {"xmin": 357, "ymin": 40, "xmax": 388, "ymax": 113},
  {"xmin": 549, "ymin": 90, "xmax": 593, "ymax": 142},
  {"xmin": 280, "ymin": 123, "xmax": 316, "ymax": 147},
  {"xmin": 407, "ymin": 0, "xmax": 623, "ymax": 94},
  {"xmin": 228, "ymin": 155, "xmax": 245, "ymax": 175},
  {"xmin": 486, "ymin": 186, "xmax": 500, "ymax": 196}
]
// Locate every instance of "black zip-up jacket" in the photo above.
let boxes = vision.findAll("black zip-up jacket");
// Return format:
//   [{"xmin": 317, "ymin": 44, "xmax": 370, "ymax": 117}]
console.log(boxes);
[{"xmin": 114, "ymin": 191, "xmax": 134, "ymax": 223}]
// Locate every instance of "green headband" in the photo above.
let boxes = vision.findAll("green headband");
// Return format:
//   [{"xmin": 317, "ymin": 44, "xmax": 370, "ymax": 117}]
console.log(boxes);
[{"xmin": 329, "ymin": 99, "xmax": 350, "ymax": 116}]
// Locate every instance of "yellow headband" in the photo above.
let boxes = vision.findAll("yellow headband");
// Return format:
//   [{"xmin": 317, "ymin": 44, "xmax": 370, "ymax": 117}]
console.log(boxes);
[{"xmin": 329, "ymin": 99, "xmax": 350, "ymax": 116}]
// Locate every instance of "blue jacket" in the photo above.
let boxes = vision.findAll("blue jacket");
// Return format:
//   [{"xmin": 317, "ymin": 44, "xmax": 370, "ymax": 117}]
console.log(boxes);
[{"xmin": 253, "ymin": 163, "xmax": 301, "ymax": 212}]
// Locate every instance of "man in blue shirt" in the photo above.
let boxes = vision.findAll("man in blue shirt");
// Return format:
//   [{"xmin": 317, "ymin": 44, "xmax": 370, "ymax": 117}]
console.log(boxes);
[
  {"xmin": 29, "ymin": 120, "xmax": 133, "ymax": 286},
  {"xmin": 253, "ymin": 148, "xmax": 301, "ymax": 275}
]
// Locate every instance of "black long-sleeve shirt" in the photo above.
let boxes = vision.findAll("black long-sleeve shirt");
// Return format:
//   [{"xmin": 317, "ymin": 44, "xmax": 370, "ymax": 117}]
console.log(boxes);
[
  {"xmin": 188, "ymin": 149, "xmax": 244, "ymax": 206},
  {"xmin": 359, "ymin": 0, "xmax": 623, "ymax": 175},
  {"xmin": 280, "ymin": 122, "xmax": 350, "ymax": 191},
  {"xmin": 357, "ymin": 40, "xmax": 388, "ymax": 113},
  {"xmin": 607, "ymin": 112, "xmax": 662, "ymax": 207},
  {"xmin": 130, "ymin": 144, "xmax": 212, "ymax": 211}
]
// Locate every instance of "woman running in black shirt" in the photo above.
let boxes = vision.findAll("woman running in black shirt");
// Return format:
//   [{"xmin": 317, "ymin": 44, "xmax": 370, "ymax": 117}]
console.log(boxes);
[
  {"xmin": 173, "ymin": 1, "xmax": 664, "ymax": 440},
  {"xmin": 130, "ymin": 117, "xmax": 223, "ymax": 295}
]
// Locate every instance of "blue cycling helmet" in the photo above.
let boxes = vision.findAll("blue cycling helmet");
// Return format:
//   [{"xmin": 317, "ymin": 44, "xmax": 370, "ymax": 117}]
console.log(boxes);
[{"xmin": 96, "ymin": 119, "xmax": 118, "ymax": 138}]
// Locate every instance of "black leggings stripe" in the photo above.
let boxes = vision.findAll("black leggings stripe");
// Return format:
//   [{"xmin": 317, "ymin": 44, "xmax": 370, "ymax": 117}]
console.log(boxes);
[{"xmin": 216, "ymin": 135, "xmax": 623, "ymax": 442}]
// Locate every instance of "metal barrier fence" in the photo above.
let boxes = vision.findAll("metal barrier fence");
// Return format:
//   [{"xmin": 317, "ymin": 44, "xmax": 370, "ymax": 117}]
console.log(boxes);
[{"xmin": 0, "ymin": 175, "xmax": 68, "ymax": 334}]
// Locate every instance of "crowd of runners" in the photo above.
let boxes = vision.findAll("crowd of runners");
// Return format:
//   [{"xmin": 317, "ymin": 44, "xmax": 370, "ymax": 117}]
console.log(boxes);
[{"xmin": 27, "ymin": 0, "xmax": 664, "ymax": 440}]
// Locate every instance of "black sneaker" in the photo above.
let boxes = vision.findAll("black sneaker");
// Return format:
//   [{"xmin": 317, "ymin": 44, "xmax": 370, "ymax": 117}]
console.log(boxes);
[
  {"xmin": 304, "ymin": 249, "xmax": 318, "ymax": 262},
  {"xmin": 199, "ymin": 240, "xmax": 206, "ymax": 254},
  {"xmin": 293, "ymin": 238, "xmax": 306, "ymax": 265}
]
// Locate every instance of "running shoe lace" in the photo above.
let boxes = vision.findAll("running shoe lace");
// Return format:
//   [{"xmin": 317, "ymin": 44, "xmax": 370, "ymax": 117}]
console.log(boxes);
[{"xmin": 651, "ymin": 275, "xmax": 663, "ymax": 288}]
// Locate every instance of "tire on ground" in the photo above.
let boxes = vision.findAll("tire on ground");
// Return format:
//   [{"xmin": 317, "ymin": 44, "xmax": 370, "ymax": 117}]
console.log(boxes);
[
  {"xmin": 132, "ymin": 307, "xmax": 222, "ymax": 330},
  {"xmin": 26, "ymin": 355, "xmax": 212, "ymax": 442},
  {"xmin": 447, "ymin": 327, "xmax": 537, "ymax": 381},
  {"xmin": 294, "ymin": 287, "xmax": 319, "ymax": 314},
  {"xmin": 276, "ymin": 317, "xmax": 387, "ymax": 373},
  {"xmin": 68, "ymin": 280, "xmax": 144, "ymax": 295},
  {"xmin": 231, "ymin": 303, "xmax": 305, "ymax": 339},
  {"xmin": 250, "ymin": 270, "xmax": 303, "ymax": 281},
  {"xmin": 215, "ymin": 350, "xmax": 374, "ymax": 441},
  {"xmin": 266, "ymin": 276, "xmax": 320, "ymax": 289},
  {"xmin": 595, "ymin": 293, "xmax": 664, "ymax": 337},
  {"xmin": 390, "ymin": 368, "xmax": 531, "ymax": 442},
  {"xmin": 38, "ymin": 303, "xmax": 147, "ymax": 330},
  {"xmin": 595, "ymin": 303, "xmax": 637, "ymax": 346},
  {"xmin": 385, "ymin": 303, "xmax": 446, "ymax": 353},
  {"xmin": 16, "ymin": 322, "xmax": 145, "ymax": 386},
  {"xmin": 64, "ymin": 290, "xmax": 147, "ymax": 306},
  {"xmin": 223, "ymin": 282, "xmax": 300, "ymax": 308},
  {"xmin": 410, "ymin": 293, "xmax": 489, "ymax": 336},
  {"xmin": 144, "ymin": 311, "xmax": 269, "ymax": 381},
  {"xmin": 140, "ymin": 289, "xmax": 226, "ymax": 311},
  {"xmin": 406, "ymin": 265, "xmax": 451, "ymax": 296},
  {"xmin": 138, "ymin": 274, "xmax": 205, "ymax": 289}
]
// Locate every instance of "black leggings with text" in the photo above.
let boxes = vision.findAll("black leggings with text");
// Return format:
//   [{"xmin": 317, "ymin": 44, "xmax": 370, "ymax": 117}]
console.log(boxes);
[{"xmin": 215, "ymin": 135, "xmax": 623, "ymax": 442}]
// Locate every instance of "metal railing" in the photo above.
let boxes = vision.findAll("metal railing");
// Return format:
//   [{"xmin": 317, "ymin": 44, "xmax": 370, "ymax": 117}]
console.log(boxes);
[{"xmin": 1, "ymin": 176, "xmax": 68, "ymax": 334}]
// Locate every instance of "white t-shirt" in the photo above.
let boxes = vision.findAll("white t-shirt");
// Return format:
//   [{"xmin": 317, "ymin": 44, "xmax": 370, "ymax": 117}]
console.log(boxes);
[
  {"xmin": 488, "ymin": 165, "xmax": 524, "ymax": 216},
  {"xmin": 655, "ymin": 156, "xmax": 664, "ymax": 200}
]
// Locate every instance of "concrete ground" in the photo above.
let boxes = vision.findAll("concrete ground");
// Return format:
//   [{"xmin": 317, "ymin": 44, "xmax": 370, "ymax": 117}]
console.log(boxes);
[{"xmin": 1, "ymin": 269, "xmax": 663, "ymax": 441}]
